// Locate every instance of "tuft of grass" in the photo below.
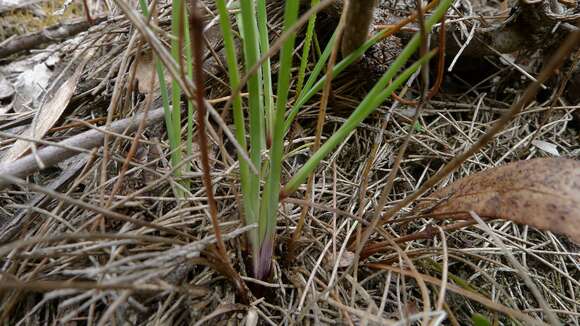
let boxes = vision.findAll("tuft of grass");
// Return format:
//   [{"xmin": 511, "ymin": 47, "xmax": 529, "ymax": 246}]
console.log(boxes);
[
  {"xmin": 213, "ymin": 0, "xmax": 452, "ymax": 279},
  {"xmin": 142, "ymin": 0, "xmax": 453, "ymax": 279}
]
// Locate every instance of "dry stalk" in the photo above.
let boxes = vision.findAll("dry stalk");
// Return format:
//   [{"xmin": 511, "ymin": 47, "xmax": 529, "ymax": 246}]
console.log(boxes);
[
  {"xmin": 189, "ymin": 0, "xmax": 250, "ymax": 303},
  {"xmin": 340, "ymin": 0, "xmax": 377, "ymax": 57}
]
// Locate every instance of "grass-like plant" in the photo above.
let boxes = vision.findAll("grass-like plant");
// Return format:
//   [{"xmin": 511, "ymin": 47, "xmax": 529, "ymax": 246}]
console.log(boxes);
[
  {"xmin": 142, "ymin": 0, "xmax": 453, "ymax": 279},
  {"xmin": 215, "ymin": 0, "xmax": 452, "ymax": 279}
]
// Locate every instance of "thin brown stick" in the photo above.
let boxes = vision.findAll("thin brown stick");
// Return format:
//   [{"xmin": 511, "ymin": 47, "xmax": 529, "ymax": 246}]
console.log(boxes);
[
  {"xmin": 48, "ymin": 116, "xmax": 111, "ymax": 132},
  {"xmin": 391, "ymin": 12, "xmax": 447, "ymax": 105},
  {"xmin": 361, "ymin": 220, "xmax": 477, "ymax": 257},
  {"xmin": 376, "ymin": 0, "xmax": 438, "ymax": 41},
  {"xmin": 525, "ymin": 49, "xmax": 580, "ymax": 150},
  {"xmin": 0, "ymin": 17, "xmax": 106, "ymax": 59},
  {"xmin": 0, "ymin": 108, "xmax": 166, "ymax": 189},
  {"xmin": 416, "ymin": 0, "xmax": 429, "ymax": 97},
  {"xmin": 81, "ymin": 0, "xmax": 93, "ymax": 24},
  {"xmin": 189, "ymin": 0, "xmax": 249, "ymax": 303}
]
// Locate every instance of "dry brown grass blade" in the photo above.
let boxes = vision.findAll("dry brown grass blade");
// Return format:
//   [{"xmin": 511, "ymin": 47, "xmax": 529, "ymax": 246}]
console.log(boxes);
[
  {"xmin": 421, "ymin": 158, "xmax": 580, "ymax": 242},
  {"xmin": 0, "ymin": 279, "xmax": 208, "ymax": 296},
  {"xmin": 469, "ymin": 211, "xmax": 560, "ymax": 325},
  {"xmin": 0, "ymin": 172, "xmax": 194, "ymax": 239}
]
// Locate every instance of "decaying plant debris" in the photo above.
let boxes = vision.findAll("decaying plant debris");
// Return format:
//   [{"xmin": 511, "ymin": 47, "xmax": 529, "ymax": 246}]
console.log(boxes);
[{"xmin": 0, "ymin": 0, "xmax": 579, "ymax": 324}]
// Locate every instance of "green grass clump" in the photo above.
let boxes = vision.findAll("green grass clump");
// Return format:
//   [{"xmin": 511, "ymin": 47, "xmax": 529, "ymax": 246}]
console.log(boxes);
[{"xmin": 145, "ymin": 0, "xmax": 452, "ymax": 279}]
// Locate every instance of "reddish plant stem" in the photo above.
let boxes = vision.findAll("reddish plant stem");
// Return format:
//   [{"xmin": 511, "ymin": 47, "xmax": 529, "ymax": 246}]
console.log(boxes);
[
  {"xmin": 188, "ymin": 0, "xmax": 249, "ymax": 302},
  {"xmin": 189, "ymin": 0, "xmax": 227, "ymax": 260},
  {"xmin": 361, "ymin": 220, "xmax": 477, "ymax": 258},
  {"xmin": 82, "ymin": 0, "xmax": 93, "ymax": 24},
  {"xmin": 391, "ymin": 12, "xmax": 446, "ymax": 105}
]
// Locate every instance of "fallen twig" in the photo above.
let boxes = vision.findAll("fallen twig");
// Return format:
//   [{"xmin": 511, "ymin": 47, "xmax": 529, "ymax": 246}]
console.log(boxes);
[
  {"xmin": 0, "ymin": 16, "xmax": 107, "ymax": 59},
  {"xmin": 0, "ymin": 107, "xmax": 166, "ymax": 189}
]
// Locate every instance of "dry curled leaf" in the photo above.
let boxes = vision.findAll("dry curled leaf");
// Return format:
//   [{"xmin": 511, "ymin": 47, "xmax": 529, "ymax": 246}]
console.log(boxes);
[
  {"xmin": 132, "ymin": 52, "xmax": 157, "ymax": 94},
  {"xmin": 326, "ymin": 250, "xmax": 355, "ymax": 268},
  {"xmin": 532, "ymin": 140, "xmax": 559, "ymax": 156},
  {"xmin": 421, "ymin": 158, "xmax": 580, "ymax": 242}
]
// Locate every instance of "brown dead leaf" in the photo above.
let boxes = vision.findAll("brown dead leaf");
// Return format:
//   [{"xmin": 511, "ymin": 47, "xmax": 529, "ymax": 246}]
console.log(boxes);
[
  {"xmin": 133, "ymin": 52, "xmax": 158, "ymax": 94},
  {"xmin": 1, "ymin": 51, "xmax": 91, "ymax": 163},
  {"xmin": 326, "ymin": 251, "xmax": 355, "ymax": 268},
  {"xmin": 421, "ymin": 158, "xmax": 580, "ymax": 242}
]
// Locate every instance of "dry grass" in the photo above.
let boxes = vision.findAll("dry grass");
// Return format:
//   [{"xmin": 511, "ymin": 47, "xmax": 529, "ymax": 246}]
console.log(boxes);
[{"xmin": 0, "ymin": 0, "xmax": 579, "ymax": 325}]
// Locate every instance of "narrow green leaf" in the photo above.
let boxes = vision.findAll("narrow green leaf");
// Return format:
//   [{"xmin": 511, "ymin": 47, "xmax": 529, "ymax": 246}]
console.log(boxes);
[
  {"xmin": 238, "ymin": 0, "xmax": 265, "ymax": 274},
  {"xmin": 296, "ymin": 0, "xmax": 320, "ymax": 97},
  {"xmin": 215, "ymin": 0, "xmax": 257, "ymax": 253},
  {"xmin": 284, "ymin": 29, "xmax": 378, "ymax": 131},
  {"xmin": 283, "ymin": 0, "xmax": 453, "ymax": 195},
  {"xmin": 138, "ymin": 0, "xmax": 182, "ymax": 197},
  {"xmin": 256, "ymin": 0, "xmax": 275, "ymax": 141},
  {"xmin": 284, "ymin": 50, "xmax": 436, "ymax": 195},
  {"xmin": 256, "ymin": 0, "xmax": 300, "ymax": 279},
  {"xmin": 170, "ymin": 0, "xmax": 184, "ymax": 176}
]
